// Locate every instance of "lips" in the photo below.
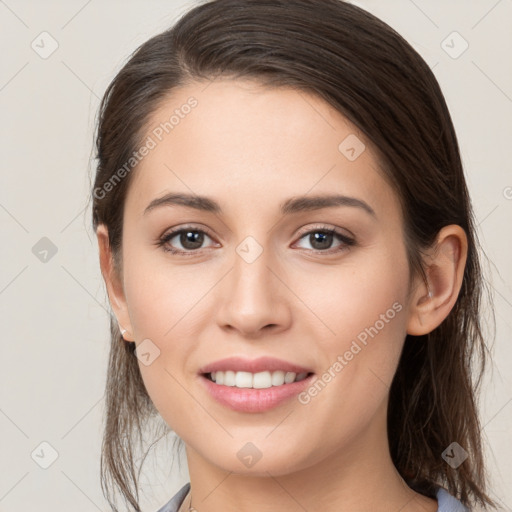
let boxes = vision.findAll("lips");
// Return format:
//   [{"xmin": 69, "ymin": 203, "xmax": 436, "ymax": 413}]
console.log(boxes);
[
  {"xmin": 197, "ymin": 356, "xmax": 316, "ymax": 412},
  {"xmin": 198, "ymin": 356, "xmax": 313, "ymax": 375}
]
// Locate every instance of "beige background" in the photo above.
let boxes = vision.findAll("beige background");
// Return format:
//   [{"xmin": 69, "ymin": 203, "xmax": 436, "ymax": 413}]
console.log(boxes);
[{"xmin": 0, "ymin": 0, "xmax": 511, "ymax": 510}]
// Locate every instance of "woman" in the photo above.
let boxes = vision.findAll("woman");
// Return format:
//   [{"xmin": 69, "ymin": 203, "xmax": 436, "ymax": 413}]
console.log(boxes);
[{"xmin": 91, "ymin": 1, "xmax": 495, "ymax": 510}]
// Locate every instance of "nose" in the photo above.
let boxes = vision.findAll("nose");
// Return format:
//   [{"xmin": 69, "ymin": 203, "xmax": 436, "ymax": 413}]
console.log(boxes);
[{"xmin": 215, "ymin": 244, "xmax": 292, "ymax": 338}]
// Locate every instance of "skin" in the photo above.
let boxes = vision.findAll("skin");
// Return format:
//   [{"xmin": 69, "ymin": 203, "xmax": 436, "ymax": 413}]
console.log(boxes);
[{"xmin": 97, "ymin": 79, "xmax": 468, "ymax": 512}]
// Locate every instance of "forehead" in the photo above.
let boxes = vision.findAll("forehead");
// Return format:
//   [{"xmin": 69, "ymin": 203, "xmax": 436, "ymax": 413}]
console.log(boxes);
[{"xmin": 126, "ymin": 79, "xmax": 400, "ymax": 223}]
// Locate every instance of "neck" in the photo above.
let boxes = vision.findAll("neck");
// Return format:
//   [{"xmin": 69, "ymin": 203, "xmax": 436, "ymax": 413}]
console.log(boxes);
[{"xmin": 182, "ymin": 404, "xmax": 437, "ymax": 512}]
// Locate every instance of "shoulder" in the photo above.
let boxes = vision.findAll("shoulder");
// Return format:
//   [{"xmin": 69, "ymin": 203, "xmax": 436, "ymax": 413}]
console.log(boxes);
[
  {"xmin": 436, "ymin": 487, "xmax": 470, "ymax": 512},
  {"xmin": 156, "ymin": 482, "xmax": 191, "ymax": 512}
]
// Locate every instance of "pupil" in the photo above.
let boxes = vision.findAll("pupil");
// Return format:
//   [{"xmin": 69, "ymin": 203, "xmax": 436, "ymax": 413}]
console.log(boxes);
[
  {"xmin": 311, "ymin": 232, "xmax": 332, "ymax": 250},
  {"xmin": 181, "ymin": 231, "xmax": 204, "ymax": 249}
]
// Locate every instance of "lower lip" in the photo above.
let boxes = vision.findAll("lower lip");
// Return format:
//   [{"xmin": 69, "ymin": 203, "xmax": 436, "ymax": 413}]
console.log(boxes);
[{"xmin": 199, "ymin": 373, "xmax": 315, "ymax": 413}]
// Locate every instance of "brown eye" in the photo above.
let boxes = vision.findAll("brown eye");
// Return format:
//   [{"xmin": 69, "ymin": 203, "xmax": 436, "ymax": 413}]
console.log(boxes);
[
  {"xmin": 176, "ymin": 230, "xmax": 205, "ymax": 250},
  {"xmin": 158, "ymin": 227, "xmax": 216, "ymax": 254},
  {"xmin": 294, "ymin": 228, "xmax": 355, "ymax": 254},
  {"xmin": 308, "ymin": 231, "xmax": 334, "ymax": 250}
]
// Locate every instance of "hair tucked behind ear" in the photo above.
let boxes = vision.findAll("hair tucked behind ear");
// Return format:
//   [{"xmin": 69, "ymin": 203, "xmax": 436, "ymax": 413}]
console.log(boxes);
[{"xmin": 91, "ymin": 0, "xmax": 495, "ymax": 509}]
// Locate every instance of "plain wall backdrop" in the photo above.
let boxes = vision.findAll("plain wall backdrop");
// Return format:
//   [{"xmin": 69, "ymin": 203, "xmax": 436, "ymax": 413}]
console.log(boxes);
[{"xmin": 1, "ymin": 0, "xmax": 511, "ymax": 510}]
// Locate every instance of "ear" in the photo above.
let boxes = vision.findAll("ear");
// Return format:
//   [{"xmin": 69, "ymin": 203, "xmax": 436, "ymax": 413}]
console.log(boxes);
[
  {"xmin": 406, "ymin": 225, "xmax": 468, "ymax": 336},
  {"xmin": 96, "ymin": 224, "xmax": 134, "ymax": 341}
]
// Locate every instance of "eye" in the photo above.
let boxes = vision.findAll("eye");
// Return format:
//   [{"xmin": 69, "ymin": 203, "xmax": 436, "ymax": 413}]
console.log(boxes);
[
  {"xmin": 157, "ymin": 226, "xmax": 217, "ymax": 255},
  {"xmin": 294, "ymin": 225, "xmax": 355, "ymax": 254}
]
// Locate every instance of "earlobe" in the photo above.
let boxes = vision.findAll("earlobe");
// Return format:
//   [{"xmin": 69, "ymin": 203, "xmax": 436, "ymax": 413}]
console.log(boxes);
[
  {"xmin": 406, "ymin": 225, "xmax": 468, "ymax": 336},
  {"xmin": 96, "ymin": 224, "xmax": 134, "ymax": 341}
]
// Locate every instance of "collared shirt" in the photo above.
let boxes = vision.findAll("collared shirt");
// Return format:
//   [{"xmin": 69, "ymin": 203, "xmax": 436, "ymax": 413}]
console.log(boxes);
[{"xmin": 156, "ymin": 482, "xmax": 470, "ymax": 512}]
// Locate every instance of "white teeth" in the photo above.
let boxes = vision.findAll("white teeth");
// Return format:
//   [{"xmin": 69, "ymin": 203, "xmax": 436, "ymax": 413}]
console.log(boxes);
[
  {"xmin": 253, "ymin": 371, "xmax": 272, "ymax": 389},
  {"xmin": 271, "ymin": 370, "xmax": 285, "ymax": 386},
  {"xmin": 235, "ymin": 371, "xmax": 253, "ymax": 388},
  {"xmin": 223, "ymin": 370, "xmax": 236, "ymax": 386},
  {"xmin": 208, "ymin": 370, "xmax": 311, "ymax": 388},
  {"xmin": 284, "ymin": 371, "xmax": 296, "ymax": 384}
]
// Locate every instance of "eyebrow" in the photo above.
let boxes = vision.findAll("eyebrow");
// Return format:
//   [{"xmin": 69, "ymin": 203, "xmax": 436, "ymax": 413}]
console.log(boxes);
[{"xmin": 143, "ymin": 192, "xmax": 376, "ymax": 217}]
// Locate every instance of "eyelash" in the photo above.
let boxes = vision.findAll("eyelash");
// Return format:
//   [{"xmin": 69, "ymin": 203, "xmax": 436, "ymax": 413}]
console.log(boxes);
[{"xmin": 156, "ymin": 224, "xmax": 356, "ymax": 256}]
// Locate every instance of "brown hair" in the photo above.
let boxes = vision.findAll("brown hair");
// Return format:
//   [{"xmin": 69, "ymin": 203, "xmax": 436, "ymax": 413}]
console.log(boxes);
[{"xmin": 91, "ymin": 0, "xmax": 495, "ymax": 510}]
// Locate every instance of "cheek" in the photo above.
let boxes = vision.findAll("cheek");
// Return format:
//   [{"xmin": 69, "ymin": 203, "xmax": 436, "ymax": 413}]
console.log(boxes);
[
  {"xmin": 297, "ymin": 247, "xmax": 410, "ymax": 400},
  {"xmin": 293, "ymin": 245, "xmax": 410, "ymax": 340},
  {"xmin": 122, "ymin": 246, "xmax": 211, "ymax": 340}
]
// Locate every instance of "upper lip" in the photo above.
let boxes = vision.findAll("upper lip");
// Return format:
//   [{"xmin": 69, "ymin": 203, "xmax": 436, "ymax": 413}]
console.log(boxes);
[{"xmin": 199, "ymin": 356, "xmax": 314, "ymax": 375}]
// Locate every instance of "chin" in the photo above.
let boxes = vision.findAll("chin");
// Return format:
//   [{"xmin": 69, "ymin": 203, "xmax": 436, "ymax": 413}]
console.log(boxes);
[{"xmin": 202, "ymin": 441, "xmax": 319, "ymax": 477}]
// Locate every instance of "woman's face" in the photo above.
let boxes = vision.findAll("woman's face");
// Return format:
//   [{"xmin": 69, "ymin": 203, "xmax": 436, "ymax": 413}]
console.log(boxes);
[{"xmin": 115, "ymin": 79, "xmax": 418, "ymax": 475}]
